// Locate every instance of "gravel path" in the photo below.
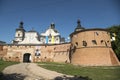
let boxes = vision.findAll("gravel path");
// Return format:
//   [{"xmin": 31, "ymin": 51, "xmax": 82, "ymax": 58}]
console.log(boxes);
[{"xmin": 2, "ymin": 63, "xmax": 68, "ymax": 80}]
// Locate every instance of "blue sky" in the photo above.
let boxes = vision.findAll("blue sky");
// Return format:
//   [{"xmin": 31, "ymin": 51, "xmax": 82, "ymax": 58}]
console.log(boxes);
[{"xmin": 0, "ymin": 0, "xmax": 120, "ymax": 43}]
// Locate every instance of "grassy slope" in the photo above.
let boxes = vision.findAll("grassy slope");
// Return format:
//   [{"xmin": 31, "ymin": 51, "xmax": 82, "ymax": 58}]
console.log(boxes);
[
  {"xmin": 37, "ymin": 62, "xmax": 120, "ymax": 80},
  {"xmin": 0, "ymin": 60, "xmax": 19, "ymax": 72}
]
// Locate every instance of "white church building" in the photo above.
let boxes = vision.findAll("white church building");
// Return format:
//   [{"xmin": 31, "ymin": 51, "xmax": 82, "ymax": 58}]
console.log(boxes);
[{"xmin": 12, "ymin": 22, "xmax": 65, "ymax": 44}]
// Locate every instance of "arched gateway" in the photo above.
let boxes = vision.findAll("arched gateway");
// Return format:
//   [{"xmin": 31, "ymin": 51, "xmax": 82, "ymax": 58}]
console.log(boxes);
[{"xmin": 23, "ymin": 53, "xmax": 31, "ymax": 62}]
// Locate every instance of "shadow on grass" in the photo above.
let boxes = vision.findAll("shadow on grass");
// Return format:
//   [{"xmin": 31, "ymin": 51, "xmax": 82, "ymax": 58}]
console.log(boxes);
[
  {"xmin": 0, "ymin": 73, "xmax": 92, "ymax": 80},
  {"xmin": 54, "ymin": 75, "xmax": 92, "ymax": 80},
  {"xmin": 0, "ymin": 72, "xmax": 26, "ymax": 80}
]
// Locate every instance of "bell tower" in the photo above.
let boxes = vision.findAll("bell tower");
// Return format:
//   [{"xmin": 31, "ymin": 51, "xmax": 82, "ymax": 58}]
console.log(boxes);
[{"xmin": 12, "ymin": 21, "xmax": 25, "ymax": 44}]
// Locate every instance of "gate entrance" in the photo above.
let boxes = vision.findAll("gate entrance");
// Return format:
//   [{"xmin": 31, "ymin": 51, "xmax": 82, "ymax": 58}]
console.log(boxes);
[{"xmin": 23, "ymin": 53, "xmax": 31, "ymax": 62}]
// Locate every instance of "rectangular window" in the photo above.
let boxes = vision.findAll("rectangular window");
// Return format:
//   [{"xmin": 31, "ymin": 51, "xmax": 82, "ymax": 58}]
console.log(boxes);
[{"xmin": 92, "ymin": 40, "xmax": 97, "ymax": 45}]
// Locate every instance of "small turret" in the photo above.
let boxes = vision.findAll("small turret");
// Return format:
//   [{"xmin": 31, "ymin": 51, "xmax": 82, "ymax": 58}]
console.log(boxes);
[
  {"xmin": 50, "ymin": 22, "xmax": 55, "ymax": 29},
  {"xmin": 19, "ymin": 21, "xmax": 24, "ymax": 28},
  {"xmin": 74, "ymin": 19, "xmax": 85, "ymax": 32}
]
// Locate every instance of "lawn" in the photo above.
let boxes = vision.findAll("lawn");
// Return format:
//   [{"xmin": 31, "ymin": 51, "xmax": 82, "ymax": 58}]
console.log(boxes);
[
  {"xmin": 0, "ymin": 60, "xmax": 19, "ymax": 72},
  {"xmin": 37, "ymin": 62, "xmax": 120, "ymax": 80}
]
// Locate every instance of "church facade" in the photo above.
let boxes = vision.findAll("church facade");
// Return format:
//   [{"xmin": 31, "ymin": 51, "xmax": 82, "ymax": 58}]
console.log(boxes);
[
  {"xmin": 0, "ymin": 20, "xmax": 119, "ymax": 66},
  {"xmin": 1, "ymin": 22, "xmax": 69, "ymax": 63},
  {"xmin": 12, "ymin": 22, "xmax": 64, "ymax": 44}
]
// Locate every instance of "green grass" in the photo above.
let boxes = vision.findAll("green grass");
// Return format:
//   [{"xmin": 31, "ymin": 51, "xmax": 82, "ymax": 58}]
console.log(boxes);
[
  {"xmin": 37, "ymin": 62, "xmax": 120, "ymax": 80},
  {"xmin": 0, "ymin": 60, "xmax": 19, "ymax": 72}
]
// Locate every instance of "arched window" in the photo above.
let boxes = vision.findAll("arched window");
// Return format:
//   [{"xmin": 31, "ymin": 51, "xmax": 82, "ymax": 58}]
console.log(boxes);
[
  {"xmin": 101, "ymin": 40, "xmax": 104, "ymax": 43},
  {"xmin": 82, "ymin": 41, "xmax": 87, "ymax": 46},
  {"xmin": 75, "ymin": 42, "xmax": 78, "ymax": 46},
  {"xmin": 18, "ymin": 33, "xmax": 20, "ymax": 37},
  {"xmin": 107, "ymin": 40, "xmax": 110, "ymax": 43}
]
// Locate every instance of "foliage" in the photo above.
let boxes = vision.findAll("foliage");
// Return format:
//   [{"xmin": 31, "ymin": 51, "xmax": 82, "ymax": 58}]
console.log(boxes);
[
  {"xmin": 37, "ymin": 62, "xmax": 120, "ymax": 80},
  {"xmin": 107, "ymin": 25, "xmax": 120, "ymax": 61}
]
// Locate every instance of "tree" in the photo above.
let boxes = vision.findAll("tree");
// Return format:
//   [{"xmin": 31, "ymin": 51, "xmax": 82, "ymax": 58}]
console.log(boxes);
[{"xmin": 107, "ymin": 25, "xmax": 120, "ymax": 61}]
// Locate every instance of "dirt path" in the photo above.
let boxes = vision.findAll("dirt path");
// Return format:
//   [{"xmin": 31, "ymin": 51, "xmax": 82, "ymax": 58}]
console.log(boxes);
[{"xmin": 2, "ymin": 63, "xmax": 69, "ymax": 80}]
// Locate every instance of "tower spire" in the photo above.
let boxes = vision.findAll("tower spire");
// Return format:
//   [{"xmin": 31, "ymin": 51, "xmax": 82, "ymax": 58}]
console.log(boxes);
[
  {"xmin": 77, "ymin": 19, "xmax": 81, "ymax": 28},
  {"xmin": 19, "ymin": 21, "xmax": 24, "ymax": 28},
  {"xmin": 50, "ymin": 22, "xmax": 55, "ymax": 29},
  {"xmin": 74, "ymin": 19, "xmax": 84, "ymax": 32}
]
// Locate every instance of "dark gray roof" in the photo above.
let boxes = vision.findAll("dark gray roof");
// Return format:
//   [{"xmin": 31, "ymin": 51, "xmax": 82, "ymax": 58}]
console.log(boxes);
[
  {"xmin": 54, "ymin": 29, "xmax": 58, "ymax": 33},
  {"xmin": 0, "ymin": 41, "xmax": 6, "ymax": 45},
  {"xmin": 28, "ymin": 29, "xmax": 37, "ymax": 32}
]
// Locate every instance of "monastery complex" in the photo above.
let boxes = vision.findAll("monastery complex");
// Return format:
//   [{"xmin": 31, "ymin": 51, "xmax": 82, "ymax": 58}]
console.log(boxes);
[{"xmin": 0, "ymin": 20, "xmax": 119, "ymax": 66}]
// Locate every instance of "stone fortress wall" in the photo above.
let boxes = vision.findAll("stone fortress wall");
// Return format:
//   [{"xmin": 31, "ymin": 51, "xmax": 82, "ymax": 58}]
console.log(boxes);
[
  {"xmin": 0, "ymin": 46, "xmax": 7, "ymax": 59},
  {"xmin": 70, "ymin": 29, "xmax": 120, "ymax": 66},
  {"xmin": 0, "ymin": 20, "xmax": 119, "ymax": 66},
  {"xmin": 0, "ymin": 43, "xmax": 70, "ymax": 63}
]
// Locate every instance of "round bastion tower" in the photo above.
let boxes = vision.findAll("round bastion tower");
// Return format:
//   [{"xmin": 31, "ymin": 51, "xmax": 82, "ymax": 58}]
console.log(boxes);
[{"xmin": 70, "ymin": 20, "xmax": 120, "ymax": 66}]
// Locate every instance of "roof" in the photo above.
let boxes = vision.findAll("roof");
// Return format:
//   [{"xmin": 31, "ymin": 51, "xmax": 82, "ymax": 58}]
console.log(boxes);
[
  {"xmin": 6, "ymin": 42, "xmax": 70, "ymax": 46},
  {"xmin": 16, "ymin": 28, "xmax": 26, "ymax": 32},
  {"xmin": 70, "ymin": 28, "xmax": 109, "ymax": 37},
  {"xmin": 0, "ymin": 41, "xmax": 6, "ymax": 45},
  {"xmin": 28, "ymin": 29, "xmax": 37, "ymax": 32}
]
